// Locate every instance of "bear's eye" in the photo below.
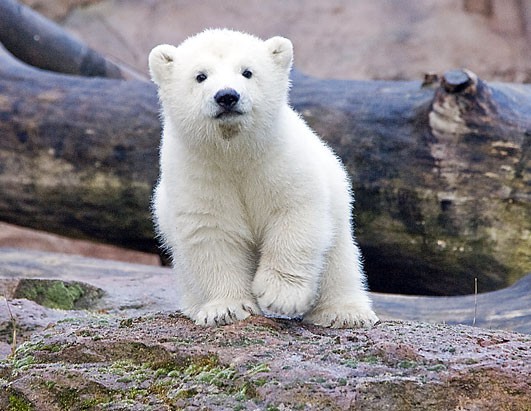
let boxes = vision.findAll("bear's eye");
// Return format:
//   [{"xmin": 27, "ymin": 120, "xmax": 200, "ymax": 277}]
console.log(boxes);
[
  {"xmin": 242, "ymin": 69, "xmax": 253, "ymax": 79},
  {"xmin": 196, "ymin": 73, "xmax": 207, "ymax": 83}
]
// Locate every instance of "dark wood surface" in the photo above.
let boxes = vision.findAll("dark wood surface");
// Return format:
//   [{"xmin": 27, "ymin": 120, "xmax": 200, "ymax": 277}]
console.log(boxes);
[{"xmin": 291, "ymin": 69, "xmax": 530, "ymax": 294}]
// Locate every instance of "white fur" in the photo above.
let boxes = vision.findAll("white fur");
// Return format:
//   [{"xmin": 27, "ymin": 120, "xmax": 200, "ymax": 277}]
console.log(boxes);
[{"xmin": 149, "ymin": 29, "xmax": 378, "ymax": 328}]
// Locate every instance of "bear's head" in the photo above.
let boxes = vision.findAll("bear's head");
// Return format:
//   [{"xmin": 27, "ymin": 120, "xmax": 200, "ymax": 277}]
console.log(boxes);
[{"xmin": 149, "ymin": 29, "xmax": 293, "ymax": 142}]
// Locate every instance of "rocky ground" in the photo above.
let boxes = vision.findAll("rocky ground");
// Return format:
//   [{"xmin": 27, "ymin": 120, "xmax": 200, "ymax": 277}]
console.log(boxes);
[
  {"xmin": 1, "ymin": 314, "xmax": 529, "ymax": 410},
  {"xmin": 0, "ymin": 249, "xmax": 530, "ymax": 410}
]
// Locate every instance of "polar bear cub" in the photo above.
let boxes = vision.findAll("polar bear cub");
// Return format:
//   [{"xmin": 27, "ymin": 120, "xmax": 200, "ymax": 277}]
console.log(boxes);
[{"xmin": 149, "ymin": 29, "xmax": 378, "ymax": 328}]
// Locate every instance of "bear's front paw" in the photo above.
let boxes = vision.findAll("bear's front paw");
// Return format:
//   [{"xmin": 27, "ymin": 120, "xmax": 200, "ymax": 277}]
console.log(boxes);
[
  {"xmin": 252, "ymin": 267, "xmax": 317, "ymax": 317},
  {"xmin": 192, "ymin": 300, "xmax": 261, "ymax": 326},
  {"xmin": 303, "ymin": 304, "xmax": 379, "ymax": 329}
]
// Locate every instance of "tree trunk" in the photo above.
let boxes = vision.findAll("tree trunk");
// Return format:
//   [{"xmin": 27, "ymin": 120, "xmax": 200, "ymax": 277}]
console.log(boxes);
[{"xmin": 0, "ymin": 43, "xmax": 529, "ymax": 295}]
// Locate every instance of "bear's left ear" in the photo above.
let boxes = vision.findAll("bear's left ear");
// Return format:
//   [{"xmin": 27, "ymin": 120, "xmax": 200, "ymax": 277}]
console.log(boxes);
[
  {"xmin": 265, "ymin": 36, "xmax": 293, "ymax": 72},
  {"xmin": 148, "ymin": 44, "xmax": 178, "ymax": 86}
]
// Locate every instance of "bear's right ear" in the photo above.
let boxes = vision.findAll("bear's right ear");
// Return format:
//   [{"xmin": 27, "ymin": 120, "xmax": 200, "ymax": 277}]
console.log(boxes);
[
  {"xmin": 148, "ymin": 44, "xmax": 178, "ymax": 85},
  {"xmin": 265, "ymin": 36, "xmax": 293, "ymax": 73}
]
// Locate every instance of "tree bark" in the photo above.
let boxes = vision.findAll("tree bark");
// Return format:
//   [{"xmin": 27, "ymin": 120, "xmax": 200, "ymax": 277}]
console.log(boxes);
[
  {"xmin": 291, "ymin": 69, "xmax": 530, "ymax": 295},
  {"xmin": 0, "ymin": 45, "xmax": 160, "ymax": 251},
  {"xmin": 0, "ymin": 43, "xmax": 529, "ymax": 295}
]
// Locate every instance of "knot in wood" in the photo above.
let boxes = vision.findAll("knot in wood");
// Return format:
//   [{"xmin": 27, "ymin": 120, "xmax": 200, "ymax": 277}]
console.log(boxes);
[
  {"xmin": 442, "ymin": 70, "xmax": 473, "ymax": 94},
  {"xmin": 421, "ymin": 72, "xmax": 439, "ymax": 88}
]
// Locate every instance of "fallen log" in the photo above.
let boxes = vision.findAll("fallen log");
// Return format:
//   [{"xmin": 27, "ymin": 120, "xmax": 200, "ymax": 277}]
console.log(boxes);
[
  {"xmin": 0, "ymin": 31, "xmax": 529, "ymax": 295},
  {"xmin": 291, "ymin": 70, "xmax": 530, "ymax": 295},
  {"xmin": 0, "ymin": 0, "xmax": 135, "ymax": 79},
  {"xmin": 0, "ymin": 44, "xmax": 159, "ymax": 252}
]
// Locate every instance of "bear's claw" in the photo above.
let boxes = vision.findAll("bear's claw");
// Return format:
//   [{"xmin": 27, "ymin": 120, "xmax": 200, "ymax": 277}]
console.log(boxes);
[
  {"xmin": 303, "ymin": 305, "xmax": 379, "ymax": 329},
  {"xmin": 193, "ymin": 301, "xmax": 261, "ymax": 326}
]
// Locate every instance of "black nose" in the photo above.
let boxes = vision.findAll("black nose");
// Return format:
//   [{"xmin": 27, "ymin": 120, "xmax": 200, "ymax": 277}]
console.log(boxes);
[{"xmin": 214, "ymin": 88, "xmax": 240, "ymax": 109}]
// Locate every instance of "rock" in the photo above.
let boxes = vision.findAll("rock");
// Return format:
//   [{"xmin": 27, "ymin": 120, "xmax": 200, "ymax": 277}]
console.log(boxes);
[
  {"xmin": 0, "ymin": 248, "xmax": 530, "ymax": 409},
  {"xmin": 372, "ymin": 274, "xmax": 531, "ymax": 333},
  {"xmin": 0, "ymin": 222, "xmax": 160, "ymax": 266},
  {"xmin": 0, "ymin": 248, "xmax": 178, "ymax": 358},
  {"xmin": 0, "ymin": 315, "xmax": 529, "ymax": 410},
  {"xmin": 0, "ymin": 298, "xmax": 94, "ymax": 359},
  {"xmin": 21, "ymin": 0, "xmax": 103, "ymax": 21},
  {"xmin": 1, "ymin": 248, "xmax": 530, "ymax": 338},
  {"xmin": 12, "ymin": 278, "xmax": 104, "ymax": 310},
  {"xmin": 0, "ymin": 246, "xmax": 529, "ymax": 361},
  {"xmin": 0, "ymin": 248, "xmax": 179, "ymax": 316}
]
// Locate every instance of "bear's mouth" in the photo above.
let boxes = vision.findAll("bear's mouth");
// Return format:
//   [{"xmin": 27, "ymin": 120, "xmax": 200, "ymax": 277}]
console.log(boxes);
[{"xmin": 215, "ymin": 109, "xmax": 244, "ymax": 119}]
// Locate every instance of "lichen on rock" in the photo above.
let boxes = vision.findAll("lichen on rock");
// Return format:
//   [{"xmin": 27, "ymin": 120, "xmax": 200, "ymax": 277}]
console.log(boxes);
[
  {"xmin": 12, "ymin": 278, "xmax": 104, "ymax": 310},
  {"xmin": 1, "ymin": 314, "xmax": 529, "ymax": 410}
]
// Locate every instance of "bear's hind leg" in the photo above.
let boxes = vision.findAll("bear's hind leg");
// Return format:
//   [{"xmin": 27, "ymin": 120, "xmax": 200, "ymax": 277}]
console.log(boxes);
[{"xmin": 303, "ymin": 230, "xmax": 379, "ymax": 328}]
